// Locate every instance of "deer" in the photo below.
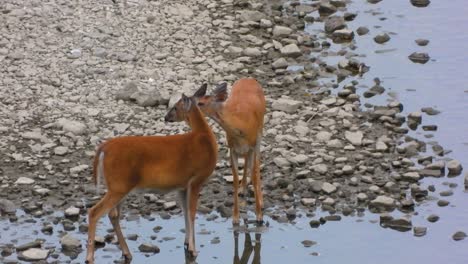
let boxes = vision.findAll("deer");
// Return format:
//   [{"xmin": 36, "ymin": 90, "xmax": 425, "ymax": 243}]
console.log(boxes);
[
  {"xmin": 85, "ymin": 88, "xmax": 218, "ymax": 263},
  {"xmin": 190, "ymin": 78, "xmax": 266, "ymax": 225}
]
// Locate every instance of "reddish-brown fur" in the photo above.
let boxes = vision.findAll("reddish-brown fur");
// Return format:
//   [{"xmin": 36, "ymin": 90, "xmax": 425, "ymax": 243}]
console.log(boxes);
[
  {"xmin": 86, "ymin": 95, "xmax": 217, "ymax": 263},
  {"xmin": 194, "ymin": 78, "xmax": 266, "ymax": 224}
]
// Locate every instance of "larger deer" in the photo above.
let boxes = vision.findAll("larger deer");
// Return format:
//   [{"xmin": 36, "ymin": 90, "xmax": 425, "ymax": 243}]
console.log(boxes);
[
  {"xmin": 85, "ymin": 89, "xmax": 217, "ymax": 263},
  {"xmin": 192, "ymin": 78, "xmax": 266, "ymax": 225}
]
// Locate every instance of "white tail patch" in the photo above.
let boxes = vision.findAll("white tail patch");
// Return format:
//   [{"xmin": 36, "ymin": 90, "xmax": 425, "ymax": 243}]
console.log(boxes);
[{"xmin": 96, "ymin": 151, "xmax": 105, "ymax": 195}]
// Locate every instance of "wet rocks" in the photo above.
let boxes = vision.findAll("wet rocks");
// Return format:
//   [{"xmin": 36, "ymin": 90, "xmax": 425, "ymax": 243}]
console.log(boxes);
[
  {"xmin": 421, "ymin": 107, "xmax": 440, "ymax": 115},
  {"xmin": 60, "ymin": 234, "xmax": 81, "ymax": 251},
  {"xmin": 319, "ymin": 3, "xmax": 337, "ymax": 16},
  {"xmin": 447, "ymin": 160, "xmax": 463, "ymax": 176},
  {"xmin": 138, "ymin": 243, "xmax": 160, "ymax": 253},
  {"xmin": 17, "ymin": 248, "xmax": 49, "ymax": 261},
  {"xmin": 413, "ymin": 226, "xmax": 427, "ymax": 237},
  {"xmin": 374, "ymin": 33, "xmax": 391, "ymax": 44},
  {"xmin": 324, "ymin": 16, "xmax": 346, "ymax": 33},
  {"xmin": 64, "ymin": 206, "xmax": 80, "ymax": 218},
  {"xmin": 370, "ymin": 196, "xmax": 396, "ymax": 210},
  {"xmin": 408, "ymin": 52, "xmax": 430, "ymax": 64},
  {"xmin": 163, "ymin": 201, "xmax": 177, "ymax": 210},
  {"xmin": 332, "ymin": 29, "xmax": 355, "ymax": 43},
  {"xmin": 411, "ymin": 0, "xmax": 431, "ymax": 7},
  {"xmin": 427, "ymin": 214, "xmax": 440, "ymax": 223},
  {"xmin": 452, "ymin": 231, "xmax": 467, "ymax": 241},
  {"xmin": 415, "ymin": 39, "xmax": 430, "ymax": 46},
  {"xmin": 385, "ymin": 217, "xmax": 412, "ymax": 232},
  {"xmin": 0, "ymin": 199, "xmax": 17, "ymax": 214},
  {"xmin": 356, "ymin": 26, "xmax": 370, "ymax": 35},
  {"xmin": 16, "ymin": 241, "xmax": 42, "ymax": 251},
  {"xmin": 301, "ymin": 240, "xmax": 317, "ymax": 247}
]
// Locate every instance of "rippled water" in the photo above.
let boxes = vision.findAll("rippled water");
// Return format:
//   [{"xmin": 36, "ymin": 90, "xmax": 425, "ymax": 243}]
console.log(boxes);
[{"xmin": 1, "ymin": 1, "xmax": 468, "ymax": 263}]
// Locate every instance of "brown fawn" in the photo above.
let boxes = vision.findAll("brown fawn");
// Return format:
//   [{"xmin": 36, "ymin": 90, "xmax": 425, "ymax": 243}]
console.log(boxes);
[
  {"xmin": 85, "ymin": 89, "xmax": 217, "ymax": 263},
  {"xmin": 191, "ymin": 78, "xmax": 266, "ymax": 225}
]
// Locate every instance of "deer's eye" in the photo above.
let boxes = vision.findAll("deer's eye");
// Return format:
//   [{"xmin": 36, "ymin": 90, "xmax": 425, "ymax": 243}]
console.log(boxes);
[{"xmin": 198, "ymin": 102, "xmax": 205, "ymax": 106}]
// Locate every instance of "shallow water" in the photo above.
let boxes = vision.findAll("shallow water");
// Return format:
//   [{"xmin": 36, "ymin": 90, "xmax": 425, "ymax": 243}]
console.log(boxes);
[{"xmin": 2, "ymin": 0, "xmax": 468, "ymax": 263}]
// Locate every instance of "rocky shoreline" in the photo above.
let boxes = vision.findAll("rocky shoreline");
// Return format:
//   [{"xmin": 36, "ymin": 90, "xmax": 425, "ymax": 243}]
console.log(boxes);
[{"xmin": 0, "ymin": 0, "xmax": 466, "ymax": 262}]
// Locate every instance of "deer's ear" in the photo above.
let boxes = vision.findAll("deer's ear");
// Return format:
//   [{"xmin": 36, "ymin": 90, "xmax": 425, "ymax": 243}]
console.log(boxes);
[
  {"xmin": 213, "ymin": 83, "xmax": 228, "ymax": 102},
  {"xmin": 182, "ymin": 94, "xmax": 192, "ymax": 111},
  {"xmin": 193, "ymin": 83, "xmax": 207, "ymax": 98}
]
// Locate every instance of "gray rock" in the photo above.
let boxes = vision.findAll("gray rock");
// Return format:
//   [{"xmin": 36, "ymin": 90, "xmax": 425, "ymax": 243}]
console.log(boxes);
[
  {"xmin": 65, "ymin": 206, "xmax": 80, "ymax": 218},
  {"xmin": 411, "ymin": 0, "xmax": 431, "ymax": 7},
  {"xmin": 356, "ymin": 26, "xmax": 369, "ymax": 35},
  {"xmin": 414, "ymin": 226, "xmax": 427, "ymax": 237},
  {"xmin": 301, "ymin": 198, "xmax": 316, "ymax": 206},
  {"xmin": 452, "ymin": 231, "xmax": 467, "ymax": 241},
  {"xmin": 272, "ymin": 26, "xmax": 293, "ymax": 37},
  {"xmin": 327, "ymin": 139, "xmax": 343, "ymax": 148},
  {"xmin": 116, "ymin": 81, "xmax": 139, "ymax": 101},
  {"xmin": 132, "ymin": 91, "xmax": 160, "ymax": 107},
  {"xmin": 16, "ymin": 241, "xmax": 42, "ymax": 251},
  {"xmin": 409, "ymin": 52, "xmax": 430, "ymax": 64},
  {"xmin": 18, "ymin": 248, "xmax": 49, "ymax": 261},
  {"xmin": 274, "ymin": 157, "xmax": 291, "ymax": 167},
  {"xmin": 57, "ymin": 119, "xmax": 87, "ymax": 135},
  {"xmin": 60, "ymin": 234, "xmax": 81, "ymax": 250},
  {"xmin": 427, "ymin": 214, "xmax": 439, "ymax": 223},
  {"xmin": 332, "ymin": 29, "xmax": 354, "ymax": 42},
  {"xmin": 272, "ymin": 58, "xmax": 288, "ymax": 69},
  {"xmin": 319, "ymin": 3, "xmax": 337, "ymax": 15},
  {"xmin": 301, "ymin": 240, "xmax": 317, "ymax": 247},
  {"xmin": 386, "ymin": 217, "xmax": 412, "ymax": 232},
  {"xmin": 421, "ymin": 107, "xmax": 440, "ymax": 115},
  {"xmin": 54, "ymin": 146, "xmax": 68, "ymax": 156},
  {"xmin": 357, "ymin": 193, "xmax": 368, "ymax": 202},
  {"xmin": 138, "ymin": 243, "xmax": 160, "ymax": 253},
  {"xmin": 370, "ymin": 196, "xmax": 395, "ymax": 208},
  {"xmin": 243, "ymin": 47, "xmax": 262, "ymax": 57},
  {"xmin": 439, "ymin": 190, "xmax": 453, "ymax": 197},
  {"xmin": 464, "ymin": 172, "xmax": 468, "ymax": 188},
  {"xmin": 437, "ymin": 200, "xmax": 450, "ymax": 207},
  {"xmin": 0, "ymin": 199, "xmax": 16, "ymax": 214},
  {"xmin": 374, "ymin": 33, "xmax": 390, "ymax": 44},
  {"xmin": 324, "ymin": 16, "xmax": 346, "ymax": 33},
  {"xmin": 313, "ymin": 164, "xmax": 328, "ymax": 175},
  {"xmin": 447, "ymin": 160, "xmax": 463, "ymax": 176},
  {"xmin": 272, "ymin": 98, "xmax": 301, "ymax": 113},
  {"xmin": 345, "ymin": 131, "xmax": 363, "ymax": 146},
  {"xmin": 163, "ymin": 201, "xmax": 177, "ymax": 210},
  {"xmin": 415, "ymin": 39, "xmax": 429, "ymax": 46},
  {"xmin": 15, "ymin": 177, "xmax": 35, "ymax": 185},
  {"xmin": 239, "ymin": 10, "xmax": 266, "ymax": 22},
  {"xmin": 402, "ymin": 172, "xmax": 420, "ymax": 181},
  {"xmin": 322, "ymin": 182, "xmax": 337, "ymax": 194},
  {"xmin": 316, "ymin": 131, "xmax": 332, "ymax": 142},
  {"xmin": 280, "ymin": 44, "xmax": 302, "ymax": 58}
]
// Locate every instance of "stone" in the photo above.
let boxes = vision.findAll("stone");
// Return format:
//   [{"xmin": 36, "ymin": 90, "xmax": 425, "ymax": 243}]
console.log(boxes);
[
  {"xmin": 357, "ymin": 193, "xmax": 368, "ymax": 202},
  {"xmin": 272, "ymin": 26, "xmax": 293, "ymax": 37},
  {"xmin": 327, "ymin": 139, "xmax": 343, "ymax": 148},
  {"xmin": 324, "ymin": 16, "xmax": 346, "ymax": 33},
  {"xmin": 57, "ymin": 119, "xmax": 87, "ymax": 135},
  {"xmin": 402, "ymin": 172, "xmax": 420, "ymax": 181},
  {"xmin": 243, "ymin": 47, "xmax": 262, "ymax": 57},
  {"xmin": 292, "ymin": 154, "xmax": 309, "ymax": 164},
  {"xmin": 272, "ymin": 98, "xmax": 301, "ymax": 113},
  {"xmin": 464, "ymin": 172, "xmax": 468, "ymax": 188},
  {"xmin": 447, "ymin": 160, "xmax": 463, "ymax": 176},
  {"xmin": 132, "ymin": 91, "xmax": 160, "ymax": 107},
  {"xmin": 16, "ymin": 241, "xmax": 42, "ymax": 251},
  {"xmin": 301, "ymin": 198, "xmax": 316, "ymax": 206},
  {"xmin": 452, "ymin": 231, "xmax": 467, "ymax": 241},
  {"xmin": 440, "ymin": 190, "xmax": 453, "ymax": 197},
  {"xmin": 409, "ymin": 52, "xmax": 430, "ymax": 64},
  {"xmin": 274, "ymin": 157, "xmax": 291, "ymax": 167},
  {"xmin": 163, "ymin": 201, "xmax": 177, "ymax": 210},
  {"xmin": 411, "ymin": 0, "xmax": 431, "ymax": 7},
  {"xmin": 421, "ymin": 107, "xmax": 440, "ymax": 115},
  {"xmin": 427, "ymin": 214, "xmax": 439, "ymax": 223},
  {"xmin": 386, "ymin": 217, "xmax": 412, "ymax": 232},
  {"xmin": 54, "ymin": 146, "xmax": 68, "ymax": 156},
  {"xmin": 65, "ymin": 206, "xmax": 80, "ymax": 218},
  {"xmin": 18, "ymin": 248, "xmax": 49, "ymax": 261},
  {"xmin": 280, "ymin": 44, "xmax": 302, "ymax": 58},
  {"xmin": 60, "ymin": 234, "xmax": 81, "ymax": 250},
  {"xmin": 319, "ymin": 3, "xmax": 337, "ymax": 15},
  {"xmin": 15, "ymin": 177, "xmax": 35, "ymax": 185},
  {"xmin": 138, "ymin": 243, "xmax": 160, "ymax": 253},
  {"xmin": 239, "ymin": 10, "xmax": 266, "ymax": 22},
  {"xmin": 345, "ymin": 131, "xmax": 363, "ymax": 146},
  {"xmin": 437, "ymin": 200, "xmax": 450, "ymax": 207},
  {"xmin": 272, "ymin": 58, "xmax": 288, "ymax": 69},
  {"xmin": 374, "ymin": 33, "xmax": 390, "ymax": 44},
  {"xmin": 116, "ymin": 81, "xmax": 139, "ymax": 101},
  {"xmin": 332, "ymin": 29, "xmax": 354, "ymax": 42},
  {"xmin": 356, "ymin": 26, "xmax": 369, "ymax": 35},
  {"xmin": 413, "ymin": 226, "xmax": 427, "ymax": 237},
  {"xmin": 0, "ymin": 199, "xmax": 16, "ymax": 214},
  {"xmin": 301, "ymin": 240, "xmax": 317, "ymax": 247},
  {"xmin": 313, "ymin": 164, "xmax": 328, "ymax": 174},
  {"xmin": 376, "ymin": 141, "xmax": 388, "ymax": 152},
  {"xmin": 322, "ymin": 182, "xmax": 337, "ymax": 194},
  {"xmin": 316, "ymin": 131, "xmax": 332, "ymax": 142},
  {"xmin": 415, "ymin": 39, "xmax": 430, "ymax": 46},
  {"xmin": 370, "ymin": 196, "xmax": 395, "ymax": 208}
]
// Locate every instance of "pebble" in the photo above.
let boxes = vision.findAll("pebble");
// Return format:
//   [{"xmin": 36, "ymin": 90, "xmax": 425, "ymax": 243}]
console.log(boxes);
[
  {"xmin": 437, "ymin": 200, "xmax": 450, "ymax": 207},
  {"xmin": 452, "ymin": 231, "xmax": 467, "ymax": 241},
  {"xmin": 374, "ymin": 33, "xmax": 390, "ymax": 44},
  {"xmin": 447, "ymin": 160, "xmax": 463, "ymax": 176},
  {"xmin": 356, "ymin": 26, "xmax": 369, "ymax": 35},
  {"xmin": 322, "ymin": 182, "xmax": 337, "ymax": 194},
  {"xmin": 427, "ymin": 214, "xmax": 440, "ymax": 223},
  {"xmin": 301, "ymin": 240, "xmax": 317, "ymax": 247},
  {"xmin": 65, "ymin": 206, "xmax": 80, "ymax": 217},
  {"xmin": 408, "ymin": 52, "xmax": 430, "ymax": 64},
  {"xmin": 415, "ymin": 39, "xmax": 429, "ymax": 46},
  {"xmin": 411, "ymin": 0, "xmax": 431, "ymax": 7},
  {"xmin": 163, "ymin": 201, "xmax": 177, "ymax": 210},
  {"xmin": 138, "ymin": 243, "xmax": 160, "ymax": 253},
  {"xmin": 18, "ymin": 248, "xmax": 49, "ymax": 261},
  {"xmin": 345, "ymin": 131, "xmax": 363, "ymax": 146},
  {"xmin": 316, "ymin": 131, "xmax": 333, "ymax": 142},
  {"xmin": 272, "ymin": 26, "xmax": 293, "ymax": 37},
  {"xmin": 324, "ymin": 16, "xmax": 346, "ymax": 33},
  {"xmin": 60, "ymin": 234, "xmax": 81, "ymax": 250},
  {"xmin": 15, "ymin": 177, "xmax": 35, "ymax": 185},
  {"xmin": 464, "ymin": 172, "xmax": 468, "ymax": 188},
  {"xmin": 280, "ymin": 44, "xmax": 302, "ymax": 58},
  {"xmin": 370, "ymin": 196, "xmax": 395, "ymax": 209},
  {"xmin": 272, "ymin": 98, "xmax": 301, "ymax": 113},
  {"xmin": 413, "ymin": 227, "xmax": 427, "ymax": 237},
  {"xmin": 54, "ymin": 146, "xmax": 69, "ymax": 156}
]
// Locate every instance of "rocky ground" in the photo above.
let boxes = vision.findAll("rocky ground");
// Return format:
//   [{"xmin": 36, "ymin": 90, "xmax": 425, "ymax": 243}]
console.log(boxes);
[{"xmin": 0, "ymin": 0, "xmax": 466, "ymax": 262}]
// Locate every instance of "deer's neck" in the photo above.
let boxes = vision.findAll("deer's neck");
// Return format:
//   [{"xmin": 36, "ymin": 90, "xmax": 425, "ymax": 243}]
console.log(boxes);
[{"xmin": 187, "ymin": 106, "xmax": 211, "ymax": 133}]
